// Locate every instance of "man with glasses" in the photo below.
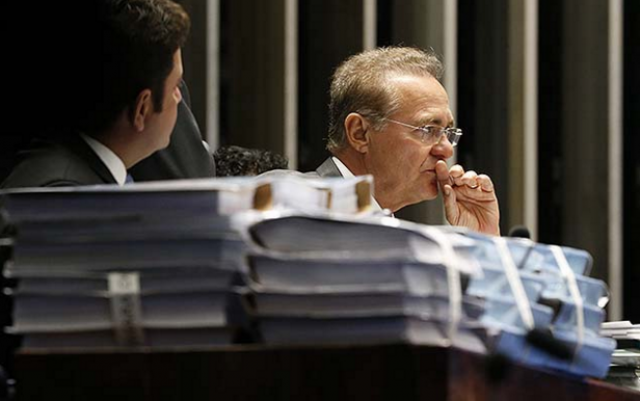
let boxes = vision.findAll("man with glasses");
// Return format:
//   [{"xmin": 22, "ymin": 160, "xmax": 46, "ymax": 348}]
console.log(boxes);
[{"xmin": 316, "ymin": 46, "xmax": 500, "ymax": 235}]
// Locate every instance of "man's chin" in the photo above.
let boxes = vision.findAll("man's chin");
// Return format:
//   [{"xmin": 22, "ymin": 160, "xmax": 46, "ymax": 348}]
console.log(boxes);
[
  {"xmin": 404, "ymin": 186, "xmax": 438, "ymax": 208},
  {"xmin": 160, "ymin": 135, "xmax": 172, "ymax": 149},
  {"xmin": 420, "ymin": 177, "xmax": 439, "ymax": 199},
  {"xmin": 420, "ymin": 190, "xmax": 439, "ymax": 202}
]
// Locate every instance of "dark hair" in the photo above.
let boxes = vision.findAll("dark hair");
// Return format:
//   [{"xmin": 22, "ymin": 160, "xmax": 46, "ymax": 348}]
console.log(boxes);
[
  {"xmin": 75, "ymin": 0, "xmax": 190, "ymax": 134},
  {"xmin": 327, "ymin": 47, "xmax": 443, "ymax": 152},
  {"xmin": 214, "ymin": 146, "xmax": 289, "ymax": 177}
]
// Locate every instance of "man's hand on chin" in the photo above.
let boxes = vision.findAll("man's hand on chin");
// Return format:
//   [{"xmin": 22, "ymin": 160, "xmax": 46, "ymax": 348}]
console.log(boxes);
[{"xmin": 435, "ymin": 160, "xmax": 501, "ymax": 236}]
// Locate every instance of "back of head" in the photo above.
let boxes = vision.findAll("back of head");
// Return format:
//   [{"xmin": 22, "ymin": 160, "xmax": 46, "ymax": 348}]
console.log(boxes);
[
  {"xmin": 31, "ymin": 0, "xmax": 190, "ymax": 139},
  {"xmin": 326, "ymin": 47, "xmax": 444, "ymax": 152},
  {"xmin": 79, "ymin": 0, "xmax": 191, "ymax": 135}
]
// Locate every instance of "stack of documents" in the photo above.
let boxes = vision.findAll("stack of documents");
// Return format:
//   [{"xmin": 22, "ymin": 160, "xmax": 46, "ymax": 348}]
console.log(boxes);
[
  {"xmin": 0, "ymin": 175, "xmax": 380, "ymax": 349},
  {"xmin": 464, "ymin": 232, "xmax": 616, "ymax": 378},
  {"xmin": 11, "ymin": 269, "xmax": 244, "ymax": 348},
  {"xmin": 259, "ymin": 171, "xmax": 374, "ymax": 214},
  {"xmin": 0, "ymin": 179, "xmax": 274, "ymax": 349},
  {"xmin": 243, "ymin": 213, "xmax": 486, "ymax": 352},
  {"xmin": 602, "ymin": 321, "xmax": 640, "ymax": 368},
  {"xmin": 602, "ymin": 321, "xmax": 640, "ymax": 341},
  {"xmin": 601, "ymin": 321, "xmax": 640, "ymax": 391}
]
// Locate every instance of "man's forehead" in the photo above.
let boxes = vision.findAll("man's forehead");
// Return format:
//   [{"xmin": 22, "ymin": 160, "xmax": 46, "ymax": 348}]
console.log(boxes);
[
  {"xmin": 388, "ymin": 74, "xmax": 454, "ymax": 125},
  {"xmin": 417, "ymin": 110, "xmax": 454, "ymax": 126},
  {"xmin": 387, "ymin": 74, "xmax": 448, "ymax": 100}
]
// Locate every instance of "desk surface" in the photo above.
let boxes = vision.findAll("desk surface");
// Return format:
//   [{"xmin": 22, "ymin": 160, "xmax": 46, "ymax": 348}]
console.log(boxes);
[{"xmin": 15, "ymin": 343, "xmax": 640, "ymax": 401}]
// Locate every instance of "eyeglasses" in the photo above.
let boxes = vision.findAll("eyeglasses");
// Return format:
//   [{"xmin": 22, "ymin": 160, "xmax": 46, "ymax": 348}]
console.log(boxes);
[{"xmin": 383, "ymin": 118, "xmax": 462, "ymax": 147}]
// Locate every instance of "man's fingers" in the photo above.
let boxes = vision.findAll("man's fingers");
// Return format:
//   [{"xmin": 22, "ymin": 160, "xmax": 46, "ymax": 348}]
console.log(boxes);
[
  {"xmin": 439, "ymin": 162, "xmax": 495, "ymax": 197},
  {"xmin": 461, "ymin": 170, "xmax": 478, "ymax": 188},
  {"xmin": 477, "ymin": 174, "xmax": 494, "ymax": 192},
  {"xmin": 449, "ymin": 164, "xmax": 465, "ymax": 186}
]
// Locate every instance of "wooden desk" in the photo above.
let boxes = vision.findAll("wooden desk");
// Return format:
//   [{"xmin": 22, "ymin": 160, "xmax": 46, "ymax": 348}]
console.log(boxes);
[{"xmin": 14, "ymin": 344, "xmax": 640, "ymax": 401}]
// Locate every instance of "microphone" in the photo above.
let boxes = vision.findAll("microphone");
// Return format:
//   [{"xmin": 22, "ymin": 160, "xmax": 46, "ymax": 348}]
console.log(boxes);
[{"xmin": 508, "ymin": 225, "xmax": 531, "ymax": 239}]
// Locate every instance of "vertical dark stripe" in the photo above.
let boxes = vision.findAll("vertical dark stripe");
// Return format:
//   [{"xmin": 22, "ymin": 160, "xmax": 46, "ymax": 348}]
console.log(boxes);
[
  {"xmin": 297, "ymin": 0, "xmax": 365, "ymax": 172},
  {"xmin": 537, "ymin": 0, "xmax": 564, "ymax": 245},
  {"xmin": 623, "ymin": 0, "xmax": 640, "ymax": 321},
  {"xmin": 376, "ymin": 0, "xmax": 393, "ymax": 47}
]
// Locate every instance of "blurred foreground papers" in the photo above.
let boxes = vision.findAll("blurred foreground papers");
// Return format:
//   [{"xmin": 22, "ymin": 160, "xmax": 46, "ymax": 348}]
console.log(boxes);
[{"xmin": 0, "ymin": 175, "xmax": 617, "ymax": 379}]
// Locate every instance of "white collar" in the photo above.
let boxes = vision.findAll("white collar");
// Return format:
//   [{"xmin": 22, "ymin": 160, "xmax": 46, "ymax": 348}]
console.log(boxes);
[
  {"xmin": 332, "ymin": 156, "xmax": 385, "ymax": 213},
  {"xmin": 80, "ymin": 134, "xmax": 127, "ymax": 186}
]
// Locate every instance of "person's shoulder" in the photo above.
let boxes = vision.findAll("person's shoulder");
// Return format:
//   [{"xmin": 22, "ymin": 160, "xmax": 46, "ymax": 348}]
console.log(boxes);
[{"xmin": 1, "ymin": 141, "xmax": 98, "ymax": 189}]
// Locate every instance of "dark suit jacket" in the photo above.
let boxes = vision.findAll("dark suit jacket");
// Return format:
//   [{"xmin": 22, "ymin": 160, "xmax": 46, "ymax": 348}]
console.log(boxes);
[
  {"xmin": 1, "ymin": 82, "xmax": 214, "ymax": 185},
  {"xmin": 129, "ymin": 81, "xmax": 216, "ymax": 181},
  {"xmin": 0, "ymin": 136, "xmax": 116, "ymax": 189},
  {"xmin": 315, "ymin": 157, "xmax": 343, "ymax": 178}
]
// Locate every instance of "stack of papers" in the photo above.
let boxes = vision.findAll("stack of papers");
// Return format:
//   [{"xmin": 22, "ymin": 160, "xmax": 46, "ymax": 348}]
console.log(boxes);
[
  {"xmin": 0, "ymin": 176, "xmax": 380, "ymax": 350},
  {"xmin": 602, "ymin": 321, "xmax": 640, "ymax": 341},
  {"xmin": 259, "ymin": 171, "xmax": 374, "ymax": 214},
  {"xmin": 244, "ymin": 213, "xmax": 486, "ymax": 352},
  {"xmin": 602, "ymin": 321, "xmax": 640, "ymax": 370},
  {"xmin": 0, "ymin": 179, "xmax": 271, "ymax": 349},
  {"xmin": 464, "ymin": 232, "xmax": 616, "ymax": 378}
]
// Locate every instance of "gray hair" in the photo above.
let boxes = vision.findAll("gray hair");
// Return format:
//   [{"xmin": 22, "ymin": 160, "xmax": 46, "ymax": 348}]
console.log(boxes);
[{"xmin": 326, "ymin": 46, "xmax": 444, "ymax": 152}]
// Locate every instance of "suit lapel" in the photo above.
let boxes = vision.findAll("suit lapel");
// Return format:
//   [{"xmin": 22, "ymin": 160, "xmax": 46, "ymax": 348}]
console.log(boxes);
[{"xmin": 62, "ymin": 135, "xmax": 118, "ymax": 184}]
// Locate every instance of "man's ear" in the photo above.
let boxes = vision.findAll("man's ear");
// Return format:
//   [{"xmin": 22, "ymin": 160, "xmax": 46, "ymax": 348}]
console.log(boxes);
[
  {"xmin": 131, "ymin": 89, "xmax": 153, "ymax": 132},
  {"xmin": 344, "ymin": 112, "xmax": 371, "ymax": 153}
]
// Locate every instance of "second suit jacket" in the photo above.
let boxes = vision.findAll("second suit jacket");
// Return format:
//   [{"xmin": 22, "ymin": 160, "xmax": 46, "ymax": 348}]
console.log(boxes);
[
  {"xmin": 0, "ymin": 135, "xmax": 117, "ymax": 189},
  {"xmin": 314, "ymin": 157, "xmax": 343, "ymax": 178}
]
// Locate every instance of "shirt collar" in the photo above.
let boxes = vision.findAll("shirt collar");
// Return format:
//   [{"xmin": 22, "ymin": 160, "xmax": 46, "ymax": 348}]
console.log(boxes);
[
  {"xmin": 332, "ymin": 156, "xmax": 385, "ymax": 213},
  {"xmin": 80, "ymin": 134, "xmax": 127, "ymax": 186}
]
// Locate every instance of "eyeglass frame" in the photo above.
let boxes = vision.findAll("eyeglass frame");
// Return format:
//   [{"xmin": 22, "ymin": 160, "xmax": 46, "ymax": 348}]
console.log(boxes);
[{"xmin": 382, "ymin": 118, "xmax": 462, "ymax": 147}]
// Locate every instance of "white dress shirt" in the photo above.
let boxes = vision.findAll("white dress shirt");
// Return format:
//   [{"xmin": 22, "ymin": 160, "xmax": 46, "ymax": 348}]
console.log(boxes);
[
  {"xmin": 331, "ymin": 156, "xmax": 385, "ymax": 213},
  {"xmin": 80, "ymin": 134, "xmax": 127, "ymax": 186}
]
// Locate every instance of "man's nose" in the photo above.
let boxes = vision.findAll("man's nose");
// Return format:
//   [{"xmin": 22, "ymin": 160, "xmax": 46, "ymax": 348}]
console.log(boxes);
[{"xmin": 430, "ymin": 134, "xmax": 454, "ymax": 159}]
